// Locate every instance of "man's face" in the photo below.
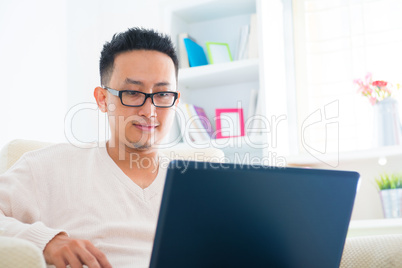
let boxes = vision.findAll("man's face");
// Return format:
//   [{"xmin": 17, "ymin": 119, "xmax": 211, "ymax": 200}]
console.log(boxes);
[{"xmin": 104, "ymin": 50, "xmax": 179, "ymax": 150}]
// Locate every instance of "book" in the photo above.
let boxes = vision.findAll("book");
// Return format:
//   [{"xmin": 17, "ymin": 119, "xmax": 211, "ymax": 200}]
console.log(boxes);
[
  {"xmin": 236, "ymin": 25, "xmax": 250, "ymax": 60},
  {"xmin": 183, "ymin": 38, "xmax": 209, "ymax": 67},
  {"xmin": 247, "ymin": 13, "xmax": 258, "ymax": 59},
  {"xmin": 178, "ymin": 103, "xmax": 211, "ymax": 142},
  {"xmin": 247, "ymin": 89, "xmax": 258, "ymax": 120},
  {"xmin": 193, "ymin": 105, "xmax": 214, "ymax": 137},
  {"xmin": 248, "ymin": 89, "xmax": 263, "ymax": 136},
  {"xmin": 177, "ymin": 33, "xmax": 190, "ymax": 69},
  {"xmin": 187, "ymin": 104, "xmax": 212, "ymax": 140}
]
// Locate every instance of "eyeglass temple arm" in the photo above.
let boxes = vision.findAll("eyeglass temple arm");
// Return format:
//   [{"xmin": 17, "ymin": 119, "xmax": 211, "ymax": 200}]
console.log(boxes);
[{"xmin": 102, "ymin": 86, "xmax": 120, "ymax": 97}]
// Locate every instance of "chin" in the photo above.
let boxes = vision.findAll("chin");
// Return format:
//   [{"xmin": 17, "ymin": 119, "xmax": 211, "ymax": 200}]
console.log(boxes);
[
  {"xmin": 131, "ymin": 141, "xmax": 154, "ymax": 150},
  {"xmin": 122, "ymin": 126, "xmax": 166, "ymax": 149},
  {"xmin": 125, "ymin": 134, "xmax": 159, "ymax": 150}
]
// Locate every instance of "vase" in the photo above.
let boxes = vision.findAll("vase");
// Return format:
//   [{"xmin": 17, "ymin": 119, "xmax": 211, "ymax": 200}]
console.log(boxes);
[
  {"xmin": 373, "ymin": 98, "xmax": 402, "ymax": 147},
  {"xmin": 380, "ymin": 189, "xmax": 402, "ymax": 218}
]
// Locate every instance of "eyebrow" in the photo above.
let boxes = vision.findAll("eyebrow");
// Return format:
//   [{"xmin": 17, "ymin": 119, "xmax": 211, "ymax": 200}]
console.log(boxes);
[{"xmin": 124, "ymin": 78, "xmax": 171, "ymax": 87}]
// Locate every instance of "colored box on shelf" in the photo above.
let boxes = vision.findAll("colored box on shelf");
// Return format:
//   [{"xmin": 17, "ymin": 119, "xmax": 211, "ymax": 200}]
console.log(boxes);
[{"xmin": 183, "ymin": 38, "xmax": 209, "ymax": 67}]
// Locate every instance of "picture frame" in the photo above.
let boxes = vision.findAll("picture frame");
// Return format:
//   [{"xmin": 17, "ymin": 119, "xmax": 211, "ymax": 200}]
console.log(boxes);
[
  {"xmin": 206, "ymin": 42, "xmax": 233, "ymax": 64},
  {"xmin": 215, "ymin": 108, "xmax": 245, "ymax": 139}
]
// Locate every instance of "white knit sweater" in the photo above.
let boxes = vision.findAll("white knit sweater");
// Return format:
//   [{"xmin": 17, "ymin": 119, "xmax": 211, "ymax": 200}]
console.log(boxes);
[{"xmin": 0, "ymin": 143, "xmax": 167, "ymax": 267}]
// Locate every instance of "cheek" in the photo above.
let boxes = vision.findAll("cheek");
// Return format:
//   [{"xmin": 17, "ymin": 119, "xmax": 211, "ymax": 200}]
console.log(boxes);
[
  {"xmin": 108, "ymin": 106, "xmax": 138, "ymax": 131},
  {"xmin": 109, "ymin": 104, "xmax": 135, "ymax": 118},
  {"xmin": 159, "ymin": 109, "xmax": 176, "ymax": 128}
]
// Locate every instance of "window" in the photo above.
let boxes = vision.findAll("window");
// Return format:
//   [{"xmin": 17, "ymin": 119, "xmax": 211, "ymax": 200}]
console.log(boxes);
[{"xmin": 293, "ymin": 0, "xmax": 402, "ymax": 154}]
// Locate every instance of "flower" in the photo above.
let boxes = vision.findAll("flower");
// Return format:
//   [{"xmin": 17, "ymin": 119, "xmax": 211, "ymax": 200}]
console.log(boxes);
[
  {"xmin": 354, "ymin": 73, "xmax": 399, "ymax": 105},
  {"xmin": 372, "ymin": 80, "xmax": 387, "ymax": 88}
]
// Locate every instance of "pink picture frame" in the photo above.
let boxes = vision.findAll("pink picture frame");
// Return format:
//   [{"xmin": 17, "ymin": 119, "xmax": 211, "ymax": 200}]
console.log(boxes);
[{"xmin": 215, "ymin": 108, "xmax": 245, "ymax": 139}]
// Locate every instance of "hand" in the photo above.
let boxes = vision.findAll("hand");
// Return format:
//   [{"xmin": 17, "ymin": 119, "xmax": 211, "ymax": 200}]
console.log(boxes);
[{"xmin": 43, "ymin": 233, "xmax": 112, "ymax": 268}]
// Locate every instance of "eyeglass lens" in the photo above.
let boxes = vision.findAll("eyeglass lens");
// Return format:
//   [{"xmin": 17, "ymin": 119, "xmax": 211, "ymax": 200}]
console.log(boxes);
[{"xmin": 122, "ymin": 91, "xmax": 176, "ymax": 107}]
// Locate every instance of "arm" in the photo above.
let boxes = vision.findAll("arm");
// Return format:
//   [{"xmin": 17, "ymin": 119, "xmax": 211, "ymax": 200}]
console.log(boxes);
[
  {"xmin": 0, "ymin": 156, "xmax": 63, "ymax": 249},
  {"xmin": 0, "ymin": 156, "xmax": 112, "ymax": 268}
]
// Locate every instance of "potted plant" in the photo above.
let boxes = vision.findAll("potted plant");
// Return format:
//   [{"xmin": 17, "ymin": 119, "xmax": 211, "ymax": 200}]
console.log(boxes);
[{"xmin": 375, "ymin": 173, "xmax": 402, "ymax": 218}]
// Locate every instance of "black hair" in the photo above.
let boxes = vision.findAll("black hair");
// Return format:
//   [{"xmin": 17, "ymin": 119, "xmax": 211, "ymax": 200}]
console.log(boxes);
[{"xmin": 99, "ymin": 27, "xmax": 179, "ymax": 86}]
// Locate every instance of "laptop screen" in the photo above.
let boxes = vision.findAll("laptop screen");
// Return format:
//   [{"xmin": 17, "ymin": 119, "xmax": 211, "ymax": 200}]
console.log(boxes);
[{"xmin": 150, "ymin": 161, "xmax": 359, "ymax": 268}]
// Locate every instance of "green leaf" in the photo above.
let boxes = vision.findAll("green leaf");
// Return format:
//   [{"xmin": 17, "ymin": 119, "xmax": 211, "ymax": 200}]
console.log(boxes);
[{"xmin": 376, "ymin": 173, "xmax": 402, "ymax": 190}]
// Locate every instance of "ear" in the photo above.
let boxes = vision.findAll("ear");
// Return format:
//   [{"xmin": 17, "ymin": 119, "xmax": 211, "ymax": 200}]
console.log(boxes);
[
  {"xmin": 94, "ymin": 86, "xmax": 108, "ymax": 113},
  {"xmin": 175, "ymin": 91, "xmax": 181, "ymax": 106}
]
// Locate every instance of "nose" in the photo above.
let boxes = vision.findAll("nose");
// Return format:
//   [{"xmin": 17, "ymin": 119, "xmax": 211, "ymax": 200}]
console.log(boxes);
[{"xmin": 138, "ymin": 95, "xmax": 157, "ymax": 118}]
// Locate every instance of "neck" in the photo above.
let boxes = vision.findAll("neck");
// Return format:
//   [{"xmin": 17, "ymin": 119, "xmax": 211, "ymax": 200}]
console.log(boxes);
[
  {"xmin": 107, "ymin": 140, "xmax": 158, "ymax": 163},
  {"xmin": 106, "ymin": 140, "xmax": 159, "ymax": 188}
]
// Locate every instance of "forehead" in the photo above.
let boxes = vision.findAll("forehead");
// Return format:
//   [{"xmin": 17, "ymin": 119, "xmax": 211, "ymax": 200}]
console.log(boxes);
[{"xmin": 110, "ymin": 50, "xmax": 176, "ymax": 87}]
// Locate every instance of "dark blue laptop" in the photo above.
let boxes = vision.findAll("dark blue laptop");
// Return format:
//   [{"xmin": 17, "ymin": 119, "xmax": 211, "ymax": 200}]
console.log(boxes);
[{"xmin": 150, "ymin": 161, "xmax": 359, "ymax": 268}]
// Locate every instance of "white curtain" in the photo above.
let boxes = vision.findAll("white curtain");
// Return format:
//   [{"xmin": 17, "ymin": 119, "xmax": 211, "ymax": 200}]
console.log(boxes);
[{"xmin": 293, "ymin": 0, "xmax": 402, "ymax": 153}]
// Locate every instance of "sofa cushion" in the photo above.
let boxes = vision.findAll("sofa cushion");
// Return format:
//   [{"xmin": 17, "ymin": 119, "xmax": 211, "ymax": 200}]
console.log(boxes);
[
  {"xmin": 0, "ymin": 140, "xmax": 52, "ymax": 174},
  {"xmin": 340, "ymin": 234, "xmax": 402, "ymax": 267},
  {"xmin": 0, "ymin": 236, "xmax": 46, "ymax": 268}
]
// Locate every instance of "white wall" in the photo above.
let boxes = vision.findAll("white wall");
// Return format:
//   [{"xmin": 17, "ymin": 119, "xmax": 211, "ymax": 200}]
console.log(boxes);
[
  {"xmin": 0, "ymin": 0, "xmax": 162, "ymax": 149},
  {"xmin": 310, "ymin": 154, "xmax": 402, "ymax": 221},
  {"xmin": 0, "ymin": 0, "xmax": 67, "ymax": 148},
  {"xmin": 64, "ymin": 0, "xmax": 163, "ymax": 145}
]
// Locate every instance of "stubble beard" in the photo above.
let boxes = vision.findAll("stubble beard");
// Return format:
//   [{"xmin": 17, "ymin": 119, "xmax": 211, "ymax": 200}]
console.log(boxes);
[
  {"xmin": 126, "ymin": 131, "xmax": 157, "ymax": 151},
  {"xmin": 128, "ymin": 140, "xmax": 153, "ymax": 150}
]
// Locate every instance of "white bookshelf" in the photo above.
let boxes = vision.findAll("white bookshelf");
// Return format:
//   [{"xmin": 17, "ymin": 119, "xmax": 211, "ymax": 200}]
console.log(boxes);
[
  {"xmin": 172, "ymin": 0, "xmax": 255, "ymax": 21},
  {"xmin": 178, "ymin": 58, "xmax": 259, "ymax": 89},
  {"xmin": 162, "ymin": 0, "xmax": 290, "ymax": 163}
]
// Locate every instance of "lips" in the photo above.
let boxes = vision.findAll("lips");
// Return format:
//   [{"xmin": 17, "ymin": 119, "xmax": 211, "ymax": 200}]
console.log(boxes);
[{"xmin": 133, "ymin": 122, "xmax": 159, "ymax": 131}]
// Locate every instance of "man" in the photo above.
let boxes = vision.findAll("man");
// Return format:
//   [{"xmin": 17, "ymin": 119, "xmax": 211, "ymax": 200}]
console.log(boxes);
[{"xmin": 0, "ymin": 27, "xmax": 180, "ymax": 267}]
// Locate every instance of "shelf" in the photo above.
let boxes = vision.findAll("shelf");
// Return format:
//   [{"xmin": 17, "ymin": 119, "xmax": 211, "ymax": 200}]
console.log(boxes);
[
  {"xmin": 169, "ymin": 0, "xmax": 256, "ymax": 23},
  {"xmin": 178, "ymin": 59, "xmax": 259, "ymax": 89},
  {"xmin": 347, "ymin": 219, "xmax": 402, "ymax": 237},
  {"xmin": 286, "ymin": 145, "xmax": 402, "ymax": 167}
]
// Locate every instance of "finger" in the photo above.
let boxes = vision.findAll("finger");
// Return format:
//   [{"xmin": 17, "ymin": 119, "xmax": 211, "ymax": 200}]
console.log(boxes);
[
  {"xmin": 86, "ymin": 243, "xmax": 113, "ymax": 268},
  {"xmin": 63, "ymin": 247, "xmax": 85, "ymax": 268},
  {"xmin": 51, "ymin": 256, "xmax": 68, "ymax": 268},
  {"xmin": 73, "ymin": 248, "xmax": 100, "ymax": 268}
]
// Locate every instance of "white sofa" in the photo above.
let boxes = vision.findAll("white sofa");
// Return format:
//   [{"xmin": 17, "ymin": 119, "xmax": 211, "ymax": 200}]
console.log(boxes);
[{"xmin": 1, "ymin": 140, "xmax": 402, "ymax": 267}]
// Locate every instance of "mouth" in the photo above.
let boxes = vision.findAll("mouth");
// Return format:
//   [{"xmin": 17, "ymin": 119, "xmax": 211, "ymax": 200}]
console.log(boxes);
[{"xmin": 133, "ymin": 122, "xmax": 159, "ymax": 132}]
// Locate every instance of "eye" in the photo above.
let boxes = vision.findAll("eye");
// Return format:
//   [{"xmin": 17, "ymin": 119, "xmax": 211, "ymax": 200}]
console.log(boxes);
[
  {"xmin": 157, "ymin": 92, "xmax": 169, "ymax": 97},
  {"xmin": 126, "ymin": 91, "xmax": 140, "ymax": 96},
  {"xmin": 156, "ymin": 92, "xmax": 175, "ymax": 98}
]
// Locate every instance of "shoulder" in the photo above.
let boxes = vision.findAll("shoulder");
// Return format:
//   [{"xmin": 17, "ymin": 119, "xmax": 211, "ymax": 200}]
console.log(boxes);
[
  {"xmin": 1, "ymin": 142, "xmax": 96, "ymax": 183},
  {"xmin": 22, "ymin": 142, "xmax": 101, "ymax": 166},
  {"xmin": 27, "ymin": 142, "xmax": 95, "ymax": 155}
]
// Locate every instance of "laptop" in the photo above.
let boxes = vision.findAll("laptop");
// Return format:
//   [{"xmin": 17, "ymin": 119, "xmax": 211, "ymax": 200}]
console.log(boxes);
[{"xmin": 150, "ymin": 160, "xmax": 359, "ymax": 268}]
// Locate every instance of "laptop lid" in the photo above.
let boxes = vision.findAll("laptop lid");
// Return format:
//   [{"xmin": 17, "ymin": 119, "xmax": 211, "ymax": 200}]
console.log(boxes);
[{"xmin": 150, "ymin": 161, "xmax": 359, "ymax": 268}]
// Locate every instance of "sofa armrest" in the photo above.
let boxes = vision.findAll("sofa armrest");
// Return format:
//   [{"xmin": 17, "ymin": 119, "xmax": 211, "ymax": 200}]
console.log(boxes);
[
  {"xmin": 0, "ymin": 139, "xmax": 53, "ymax": 174},
  {"xmin": 0, "ymin": 236, "xmax": 46, "ymax": 268},
  {"xmin": 347, "ymin": 219, "xmax": 402, "ymax": 237}
]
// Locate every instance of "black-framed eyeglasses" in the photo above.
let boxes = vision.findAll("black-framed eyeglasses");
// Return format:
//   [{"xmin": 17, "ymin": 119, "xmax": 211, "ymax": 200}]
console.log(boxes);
[{"xmin": 103, "ymin": 86, "xmax": 178, "ymax": 108}]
